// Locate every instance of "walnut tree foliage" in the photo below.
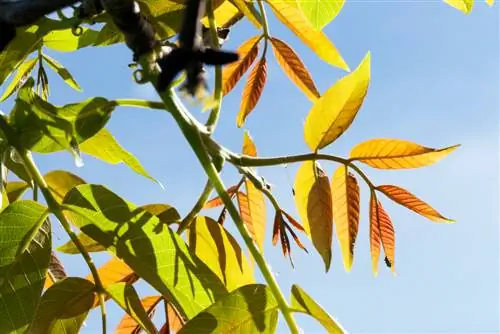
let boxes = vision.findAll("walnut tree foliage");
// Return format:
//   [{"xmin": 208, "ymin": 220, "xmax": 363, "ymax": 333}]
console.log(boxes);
[{"xmin": 0, "ymin": 0, "xmax": 493, "ymax": 333}]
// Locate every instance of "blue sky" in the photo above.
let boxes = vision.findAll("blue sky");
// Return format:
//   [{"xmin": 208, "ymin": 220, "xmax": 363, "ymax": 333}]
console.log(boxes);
[{"xmin": 1, "ymin": 1, "xmax": 498, "ymax": 333}]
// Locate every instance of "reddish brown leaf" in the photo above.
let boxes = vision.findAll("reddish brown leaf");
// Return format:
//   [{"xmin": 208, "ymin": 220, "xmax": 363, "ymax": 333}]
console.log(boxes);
[
  {"xmin": 203, "ymin": 184, "xmax": 240, "ymax": 209},
  {"xmin": 115, "ymin": 296, "xmax": 162, "ymax": 334},
  {"xmin": 282, "ymin": 210, "xmax": 306, "ymax": 233},
  {"xmin": 222, "ymin": 35, "xmax": 261, "ymax": 96},
  {"xmin": 237, "ymin": 57, "xmax": 267, "ymax": 127},
  {"xmin": 283, "ymin": 222, "xmax": 308, "ymax": 253},
  {"xmin": 272, "ymin": 211, "xmax": 282, "ymax": 246},
  {"xmin": 370, "ymin": 193, "xmax": 395, "ymax": 275},
  {"xmin": 271, "ymin": 37, "xmax": 320, "ymax": 101}
]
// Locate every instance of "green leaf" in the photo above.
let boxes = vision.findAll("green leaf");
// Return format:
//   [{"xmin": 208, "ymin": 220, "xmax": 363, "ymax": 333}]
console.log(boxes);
[
  {"xmin": 290, "ymin": 285, "xmax": 345, "ymax": 333},
  {"xmin": 6, "ymin": 181, "xmax": 30, "ymax": 203},
  {"xmin": 93, "ymin": 22, "xmax": 125, "ymax": 47},
  {"xmin": 0, "ymin": 56, "xmax": 38, "ymax": 102},
  {"xmin": 179, "ymin": 284, "xmax": 278, "ymax": 334},
  {"xmin": 106, "ymin": 282, "xmax": 159, "ymax": 334},
  {"xmin": 31, "ymin": 277, "xmax": 95, "ymax": 334},
  {"xmin": 62, "ymin": 184, "xmax": 228, "ymax": 320},
  {"xmin": 43, "ymin": 27, "xmax": 99, "ymax": 52},
  {"xmin": 42, "ymin": 54, "xmax": 82, "ymax": 91},
  {"xmin": 141, "ymin": 203, "xmax": 181, "ymax": 225},
  {"xmin": 56, "ymin": 232, "xmax": 106, "ymax": 254},
  {"xmin": 0, "ymin": 218, "xmax": 51, "ymax": 333},
  {"xmin": 189, "ymin": 216, "xmax": 255, "ymax": 292},
  {"xmin": 9, "ymin": 78, "xmax": 116, "ymax": 153},
  {"xmin": 80, "ymin": 128, "xmax": 157, "ymax": 183},
  {"xmin": 298, "ymin": 0, "xmax": 345, "ymax": 30}
]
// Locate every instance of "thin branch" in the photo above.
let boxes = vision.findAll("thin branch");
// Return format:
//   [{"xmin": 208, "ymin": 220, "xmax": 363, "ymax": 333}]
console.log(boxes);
[{"xmin": 177, "ymin": 180, "xmax": 214, "ymax": 234}]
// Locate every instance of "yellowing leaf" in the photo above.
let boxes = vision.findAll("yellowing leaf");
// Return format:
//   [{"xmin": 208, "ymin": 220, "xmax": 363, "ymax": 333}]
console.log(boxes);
[
  {"xmin": 266, "ymin": 0, "xmax": 348, "ymax": 70},
  {"xmin": 115, "ymin": 295, "xmax": 161, "ymax": 334},
  {"xmin": 377, "ymin": 185, "xmax": 453, "ymax": 223},
  {"xmin": 444, "ymin": 0, "xmax": 474, "ymax": 13},
  {"xmin": 242, "ymin": 130, "xmax": 257, "ymax": 157},
  {"xmin": 294, "ymin": 161, "xmax": 333, "ymax": 271},
  {"xmin": 370, "ymin": 193, "xmax": 395, "ymax": 275},
  {"xmin": 237, "ymin": 57, "xmax": 267, "ymax": 127},
  {"xmin": 271, "ymin": 37, "xmax": 320, "ymax": 101},
  {"xmin": 202, "ymin": 1, "xmax": 241, "ymax": 28},
  {"xmin": 222, "ymin": 35, "xmax": 260, "ymax": 96},
  {"xmin": 350, "ymin": 139, "xmax": 460, "ymax": 169},
  {"xmin": 0, "ymin": 57, "xmax": 38, "ymax": 102},
  {"xmin": 87, "ymin": 257, "xmax": 137, "ymax": 287},
  {"xmin": 237, "ymin": 183, "xmax": 267, "ymax": 250},
  {"xmin": 304, "ymin": 53, "xmax": 371, "ymax": 152},
  {"xmin": 331, "ymin": 166, "xmax": 360, "ymax": 272}
]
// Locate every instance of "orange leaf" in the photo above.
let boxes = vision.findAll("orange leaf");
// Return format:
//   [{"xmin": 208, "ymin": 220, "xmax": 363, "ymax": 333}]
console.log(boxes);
[
  {"xmin": 331, "ymin": 166, "xmax": 360, "ymax": 272},
  {"xmin": 203, "ymin": 184, "xmax": 239, "ymax": 209},
  {"xmin": 237, "ymin": 57, "xmax": 267, "ymax": 127},
  {"xmin": 294, "ymin": 161, "xmax": 333, "ymax": 271},
  {"xmin": 237, "ymin": 182, "xmax": 267, "ymax": 249},
  {"xmin": 159, "ymin": 303, "xmax": 185, "ymax": 332},
  {"xmin": 271, "ymin": 37, "xmax": 320, "ymax": 101},
  {"xmin": 115, "ymin": 295, "xmax": 161, "ymax": 334},
  {"xmin": 242, "ymin": 130, "xmax": 257, "ymax": 157},
  {"xmin": 350, "ymin": 139, "xmax": 460, "ymax": 169},
  {"xmin": 370, "ymin": 193, "xmax": 395, "ymax": 275},
  {"xmin": 377, "ymin": 185, "xmax": 453, "ymax": 223},
  {"xmin": 87, "ymin": 257, "xmax": 137, "ymax": 286},
  {"xmin": 222, "ymin": 35, "xmax": 261, "ymax": 96}
]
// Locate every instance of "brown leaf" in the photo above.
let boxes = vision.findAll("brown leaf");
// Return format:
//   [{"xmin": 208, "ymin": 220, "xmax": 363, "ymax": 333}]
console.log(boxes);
[
  {"xmin": 237, "ymin": 57, "xmax": 267, "ymax": 127},
  {"xmin": 377, "ymin": 185, "xmax": 453, "ymax": 223},
  {"xmin": 271, "ymin": 37, "xmax": 320, "ymax": 101},
  {"xmin": 115, "ymin": 296, "xmax": 161, "ymax": 334},
  {"xmin": 370, "ymin": 193, "xmax": 395, "ymax": 275},
  {"xmin": 281, "ymin": 210, "xmax": 306, "ymax": 233},
  {"xmin": 44, "ymin": 252, "xmax": 67, "ymax": 290},
  {"xmin": 272, "ymin": 211, "xmax": 282, "ymax": 246},
  {"xmin": 222, "ymin": 35, "xmax": 260, "ymax": 96}
]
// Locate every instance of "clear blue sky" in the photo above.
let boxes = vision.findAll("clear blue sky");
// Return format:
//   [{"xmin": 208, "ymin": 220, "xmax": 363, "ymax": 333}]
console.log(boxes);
[{"xmin": 1, "ymin": 2, "xmax": 498, "ymax": 333}]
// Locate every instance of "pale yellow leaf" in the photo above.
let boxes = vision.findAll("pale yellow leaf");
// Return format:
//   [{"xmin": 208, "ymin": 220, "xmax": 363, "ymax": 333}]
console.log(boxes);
[
  {"xmin": 350, "ymin": 139, "xmax": 460, "ymax": 169},
  {"xmin": 331, "ymin": 166, "xmax": 360, "ymax": 272},
  {"xmin": 271, "ymin": 37, "xmax": 320, "ymax": 101},
  {"xmin": 266, "ymin": 0, "xmax": 348, "ymax": 70},
  {"xmin": 294, "ymin": 161, "xmax": 333, "ymax": 271},
  {"xmin": 237, "ymin": 57, "xmax": 267, "ymax": 127},
  {"xmin": 304, "ymin": 52, "xmax": 370, "ymax": 152}
]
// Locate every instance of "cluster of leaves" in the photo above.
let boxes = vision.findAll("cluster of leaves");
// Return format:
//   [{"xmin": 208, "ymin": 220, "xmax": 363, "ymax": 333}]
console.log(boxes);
[{"xmin": 0, "ymin": 0, "xmax": 492, "ymax": 333}]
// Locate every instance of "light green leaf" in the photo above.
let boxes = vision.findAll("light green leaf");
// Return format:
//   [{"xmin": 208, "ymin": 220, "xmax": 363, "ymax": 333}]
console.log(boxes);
[
  {"xmin": 6, "ymin": 181, "xmax": 30, "ymax": 203},
  {"xmin": 80, "ymin": 128, "xmax": 157, "ymax": 183},
  {"xmin": 298, "ymin": 0, "xmax": 345, "ymax": 30},
  {"xmin": 62, "ymin": 184, "xmax": 228, "ymax": 320},
  {"xmin": 0, "ymin": 56, "xmax": 38, "ymax": 102},
  {"xmin": 0, "ymin": 218, "xmax": 51, "ymax": 333},
  {"xmin": 31, "ymin": 277, "xmax": 95, "ymax": 334},
  {"xmin": 42, "ymin": 54, "xmax": 82, "ymax": 91},
  {"xmin": 43, "ymin": 27, "xmax": 99, "ymax": 52},
  {"xmin": 93, "ymin": 22, "xmax": 125, "ymax": 47},
  {"xmin": 189, "ymin": 216, "xmax": 255, "ymax": 292},
  {"xmin": 290, "ymin": 285, "xmax": 345, "ymax": 333},
  {"xmin": 106, "ymin": 283, "xmax": 159, "ymax": 334},
  {"xmin": 179, "ymin": 284, "xmax": 278, "ymax": 334},
  {"xmin": 141, "ymin": 203, "xmax": 181, "ymax": 225},
  {"xmin": 56, "ymin": 232, "xmax": 106, "ymax": 254}
]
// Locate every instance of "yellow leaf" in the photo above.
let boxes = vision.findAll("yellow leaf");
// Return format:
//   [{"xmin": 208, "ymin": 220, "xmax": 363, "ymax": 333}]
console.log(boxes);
[
  {"xmin": 202, "ymin": 1, "xmax": 241, "ymax": 28},
  {"xmin": 115, "ymin": 295, "xmax": 161, "ymax": 334},
  {"xmin": 222, "ymin": 35, "xmax": 261, "ymax": 96},
  {"xmin": 271, "ymin": 37, "xmax": 320, "ymax": 101},
  {"xmin": 486, "ymin": 0, "xmax": 494, "ymax": 5},
  {"xmin": 266, "ymin": 0, "xmax": 349, "ymax": 70},
  {"xmin": 331, "ymin": 166, "xmax": 360, "ymax": 272},
  {"xmin": 304, "ymin": 53, "xmax": 371, "ymax": 152},
  {"xmin": 377, "ymin": 185, "xmax": 454, "ymax": 223},
  {"xmin": 294, "ymin": 161, "xmax": 333, "ymax": 271},
  {"xmin": 350, "ymin": 139, "xmax": 460, "ymax": 169},
  {"xmin": 237, "ymin": 57, "xmax": 267, "ymax": 127},
  {"xmin": 229, "ymin": 0, "xmax": 263, "ymax": 29},
  {"xmin": 242, "ymin": 130, "xmax": 257, "ymax": 156},
  {"xmin": 370, "ymin": 193, "xmax": 395, "ymax": 275},
  {"xmin": 237, "ymin": 183, "xmax": 267, "ymax": 250},
  {"xmin": 444, "ymin": 0, "xmax": 474, "ymax": 13}
]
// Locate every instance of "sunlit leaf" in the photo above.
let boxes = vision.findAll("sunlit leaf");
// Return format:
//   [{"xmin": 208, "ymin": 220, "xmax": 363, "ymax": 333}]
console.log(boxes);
[
  {"xmin": 0, "ymin": 217, "xmax": 50, "ymax": 333},
  {"xmin": 56, "ymin": 232, "xmax": 105, "ymax": 254},
  {"xmin": 237, "ymin": 57, "xmax": 267, "ymax": 127},
  {"xmin": 266, "ymin": 0, "xmax": 348, "ymax": 70},
  {"xmin": 350, "ymin": 139, "xmax": 460, "ymax": 169},
  {"xmin": 298, "ymin": 0, "xmax": 345, "ymax": 30},
  {"xmin": 304, "ymin": 53, "xmax": 370, "ymax": 151},
  {"xmin": 87, "ymin": 257, "xmax": 138, "ymax": 287},
  {"xmin": 331, "ymin": 166, "xmax": 360, "ymax": 272},
  {"xmin": 294, "ymin": 161, "xmax": 333, "ymax": 271},
  {"xmin": 444, "ymin": 0, "xmax": 474, "ymax": 13},
  {"xmin": 189, "ymin": 216, "xmax": 254, "ymax": 291},
  {"xmin": 42, "ymin": 53, "xmax": 82, "ymax": 91},
  {"xmin": 62, "ymin": 184, "xmax": 227, "ymax": 320},
  {"xmin": 370, "ymin": 193, "xmax": 395, "ymax": 275},
  {"xmin": 80, "ymin": 128, "xmax": 157, "ymax": 182},
  {"xmin": 141, "ymin": 203, "xmax": 181, "ymax": 225},
  {"xmin": 43, "ymin": 27, "xmax": 99, "ymax": 51},
  {"xmin": 228, "ymin": 0, "xmax": 262, "ymax": 28},
  {"xmin": 45, "ymin": 170, "xmax": 86, "ymax": 203},
  {"xmin": 486, "ymin": 0, "xmax": 494, "ymax": 5},
  {"xmin": 242, "ymin": 130, "xmax": 258, "ymax": 157},
  {"xmin": 203, "ymin": 184, "xmax": 240, "ymax": 209},
  {"xmin": 106, "ymin": 283, "xmax": 158, "ymax": 334},
  {"xmin": 222, "ymin": 35, "xmax": 260, "ymax": 96},
  {"xmin": 0, "ymin": 56, "xmax": 38, "ymax": 102},
  {"xmin": 178, "ymin": 284, "xmax": 278, "ymax": 334},
  {"xmin": 271, "ymin": 37, "xmax": 320, "ymax": 101},
  {"xmin": 116, "ymin": 295, "xmax": 162, "ymax": 334},
  {"xmin": 377, "ymin": 185, "xmax": 453, "ymax": 223},
  {"xmin": 290, "ymin": 285, "xmax": 345, "ymax": 333},
  {"xmin": 31, "ymin": 277, "xmax": 95, "ymax": 334},
  {"xmin": 202, "ymin": 1, "xmax": 241, "ymax": 28},
  {"xmin": 160, "ymin": 302, "xmax": 185, "ymax": 332},
  {"xmin": 5, "ymin": 181, "xmax": 30, "ymax": 203}
]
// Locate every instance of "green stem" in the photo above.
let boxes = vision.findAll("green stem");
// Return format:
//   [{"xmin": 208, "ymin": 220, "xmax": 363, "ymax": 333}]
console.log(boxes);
[
  {"xmin": 177, "ymin": 181, "xmax": 214, "ymax": 234},
  {"xmin": 159, "ymin": 90, "xmax": 300, "ymax": 334},
  {"xmin": 257, "ymin": 0, "xmax": 271, "ymax": 39},
  {"xmin": 115, "ymin": 99, "xmax": 165, "ymax": 110}
]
